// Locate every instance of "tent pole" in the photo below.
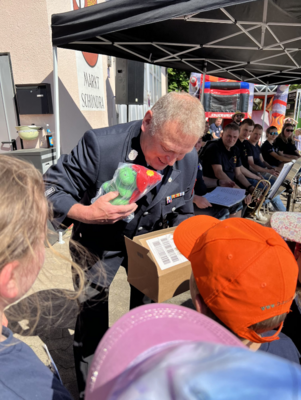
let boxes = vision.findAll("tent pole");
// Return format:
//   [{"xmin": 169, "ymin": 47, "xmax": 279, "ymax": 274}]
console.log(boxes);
[
  {"xmin": 261, "ymin": 81, "xmax": 268, "ymax": 143},
  {"xmin": 53, "ymin": 46, "xmax": 60, "ymax": 161},
  {"xmin": 200, "ymin": 62, "xmax": 207, "ymax": 105},
  {"xmin": 296, "ymin": 90, "xmax": 301, "ymax": 128}
]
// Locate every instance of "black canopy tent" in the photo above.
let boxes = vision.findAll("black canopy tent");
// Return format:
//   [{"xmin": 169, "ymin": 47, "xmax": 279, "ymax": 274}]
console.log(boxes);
[{"xmin": 51, "ymin": 0, "xmax": 301, "ymax": 157}]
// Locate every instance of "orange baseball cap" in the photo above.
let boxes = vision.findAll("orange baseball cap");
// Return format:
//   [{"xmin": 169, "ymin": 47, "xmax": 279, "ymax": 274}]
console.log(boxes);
[{"xmin": 174, "ymin": 216, "xmax": 298, "ymax": 344}]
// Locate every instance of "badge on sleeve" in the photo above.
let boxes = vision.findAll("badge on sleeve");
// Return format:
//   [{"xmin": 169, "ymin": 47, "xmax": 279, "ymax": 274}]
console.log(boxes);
[{"xmin": 128, "ymin": 150, "xmax": 138, "ymax": 161}]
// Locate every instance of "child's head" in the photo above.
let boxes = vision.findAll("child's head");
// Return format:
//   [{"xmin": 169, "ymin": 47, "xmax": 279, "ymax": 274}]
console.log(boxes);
[
  {"xmin": 0, "ymin": 156, "xmax": 48, "ymax": 308},
  {"xmin": 174, "ymin": 216, "xmax": 298, "ymax": 344}
]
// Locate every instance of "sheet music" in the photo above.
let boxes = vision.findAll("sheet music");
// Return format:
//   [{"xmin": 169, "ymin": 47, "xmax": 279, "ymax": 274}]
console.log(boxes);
[
  {"xmin": 203, "ymin": 187, "xmax": 246, "ymax": 207},
  {"xmin": 268, "ymin": 162, "xmax": 294, "ymax": 199}
]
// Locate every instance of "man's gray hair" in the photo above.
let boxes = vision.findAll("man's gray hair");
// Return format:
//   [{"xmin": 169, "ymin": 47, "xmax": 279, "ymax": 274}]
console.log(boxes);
[{"xmin": 150, "ymin": 92, "xmax": 205, "ymax": 138}]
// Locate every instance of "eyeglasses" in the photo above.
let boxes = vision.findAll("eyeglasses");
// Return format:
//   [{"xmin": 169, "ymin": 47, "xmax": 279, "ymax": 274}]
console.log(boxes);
[
  {"xmin": 268, "ymin": 132, "xmax": 278, "ymax": 135},
  {"xmin": 285, "ymin": 129, "xmax": 294, "ymax": 132}
]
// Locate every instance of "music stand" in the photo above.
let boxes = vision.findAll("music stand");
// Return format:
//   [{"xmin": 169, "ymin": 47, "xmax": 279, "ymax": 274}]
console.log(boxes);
[{"xmin": 267, "ymin": 158, "xmax": 301, "ymax": 211}]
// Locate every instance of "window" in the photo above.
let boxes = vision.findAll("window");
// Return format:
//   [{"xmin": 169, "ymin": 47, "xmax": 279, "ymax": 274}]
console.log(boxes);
[{"xmin": 144, "ymin": 64, "xmax": 162, "ymax": 108}]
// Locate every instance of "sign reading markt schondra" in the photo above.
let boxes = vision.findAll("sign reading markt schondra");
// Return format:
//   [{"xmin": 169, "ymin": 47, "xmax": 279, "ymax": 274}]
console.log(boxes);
[{"xmin": 75, "ymin": 51, "xmax": 106, "ymax": 111}]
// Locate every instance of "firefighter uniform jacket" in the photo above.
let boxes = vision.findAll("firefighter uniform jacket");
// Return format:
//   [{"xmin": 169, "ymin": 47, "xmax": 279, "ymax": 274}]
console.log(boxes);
[{"xmin": 44, "ymin": 120, "xmax": 197, "ymax": 285}]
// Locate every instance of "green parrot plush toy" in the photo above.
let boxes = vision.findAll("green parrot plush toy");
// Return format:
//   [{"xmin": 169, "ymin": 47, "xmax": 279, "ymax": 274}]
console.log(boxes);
[
  {"xmin": 101, "ymin": 163, "xmax": 162, "ymax": 205},
  {"xmin": 102, "ymin": 165, "xmax": 137, "ymax": 205}
]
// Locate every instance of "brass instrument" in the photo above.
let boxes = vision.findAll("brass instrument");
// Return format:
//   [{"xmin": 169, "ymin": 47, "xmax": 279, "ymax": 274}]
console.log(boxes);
[{"xmin": 247, "ymin": 179, "xmax": 271, "ymax": 217}]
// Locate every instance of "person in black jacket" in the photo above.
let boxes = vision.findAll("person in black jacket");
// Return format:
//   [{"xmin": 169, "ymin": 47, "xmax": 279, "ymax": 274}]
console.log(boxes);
[
  {"xmin": 261, "ymin": 125, "xmax": 293, "ymax": 168},
  {"xmin": 193, "ymin": 161, "xmax": 238, "ymax": 220},
  {"xmin": 200, "ymin": 124, "xmax": 253, "ymax": 218},
  {"xmin": 44, "ymin": 92, "xmax": 205, "ymax": 397},
  {"xmin": 274, "ymin": 123, "xmax": 301, "ymax": 159}
]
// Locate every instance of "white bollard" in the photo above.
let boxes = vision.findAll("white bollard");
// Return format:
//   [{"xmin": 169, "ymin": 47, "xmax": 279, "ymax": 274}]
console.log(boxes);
[{"xmin": 58, "ymin": 231, "xmax": 65, "ymax": 244}]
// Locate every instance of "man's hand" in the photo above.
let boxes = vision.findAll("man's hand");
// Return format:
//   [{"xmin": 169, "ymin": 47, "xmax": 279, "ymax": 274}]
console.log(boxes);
[
  {"xmin": 244, "ymin": 194, "xmax": 253, "ymax": 205},
  {"xmin": 267, "ymin": 168, "xmax": 278, "ymax": 177},
  {"xmin": 219, "ymin": 179, "xmax": 236, "ymax": 188},
  {"xmin": 193, "ymin": 195, "xmax": 212, "ymax": 209},
  {"xmin": 85, "ymin": 192, "xmax": 138, "ymax": 224}
]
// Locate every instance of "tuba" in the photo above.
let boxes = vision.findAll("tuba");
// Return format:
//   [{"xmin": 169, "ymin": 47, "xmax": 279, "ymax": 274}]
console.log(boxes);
[{"xmin": 247, "ymin": 179, "xmax": 271, "ymax": 217}]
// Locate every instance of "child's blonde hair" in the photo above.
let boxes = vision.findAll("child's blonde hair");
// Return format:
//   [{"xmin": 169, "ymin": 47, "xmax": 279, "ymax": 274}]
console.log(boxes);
[
  {"xmin": 0, "ymin": 155, "xmax": 48, "ymax": 270},
  {"xmin": 0, "ymin": 155, "xmax": 96, "ymax": 333}
]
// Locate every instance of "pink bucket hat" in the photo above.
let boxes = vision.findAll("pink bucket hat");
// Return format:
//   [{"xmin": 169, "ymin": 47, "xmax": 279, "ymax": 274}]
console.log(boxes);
[{"xmin": 85, "ymin": 303, "xmax": 244, "ymax": 400}]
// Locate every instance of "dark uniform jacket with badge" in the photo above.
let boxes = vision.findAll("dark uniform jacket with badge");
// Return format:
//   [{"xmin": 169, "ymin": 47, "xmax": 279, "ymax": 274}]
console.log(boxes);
[
  {"xmin": 44, "ymin": 120, "xmax": 197, "ymax": 285},
  {"xmin": 235, "ymin": 139, "xmax": 252, "ymax": 170},
  {"xmin": 244, "ymin": 141, "xmax": 266, "ymax": 168},
  {"xmin": 261, "ymin": 140, "xmax": 281, "ymax": 167}
]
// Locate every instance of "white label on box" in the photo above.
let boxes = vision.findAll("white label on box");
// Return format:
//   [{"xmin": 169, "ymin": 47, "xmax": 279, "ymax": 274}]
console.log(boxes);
[{"xmin": 146, "ymin": 233, "xmax": 188, "ymax": 270}]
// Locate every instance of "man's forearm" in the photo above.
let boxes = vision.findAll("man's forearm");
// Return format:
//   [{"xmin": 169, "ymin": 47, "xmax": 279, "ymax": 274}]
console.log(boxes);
[
  {"xmin": 271, "ymin": 152, "xmax": 291, "ymax": 162},
  {"xmin": 240, "ymin": 166, "xmax": 260, "ymax": 180},
  {"xmin": 203, "ymin": 176, "xmax": 218, "ymax": 188},
  {"xmin": 236, "ymin": 172, "xmax": 252, "ymax": 189},
  {"xmin": 214, "ymin": 169, "xmax": 234, "ymax": 182},
  {"xmin": 249, "ymin": 163, "xmax": 266, "ymax": 173},
  {"xmin": 67, "ymin": 203, "xmax": 90, "ymax": 224},
  {"xmin": 264, "ymin": 161, "xmax": 273, "ymax": 168}
]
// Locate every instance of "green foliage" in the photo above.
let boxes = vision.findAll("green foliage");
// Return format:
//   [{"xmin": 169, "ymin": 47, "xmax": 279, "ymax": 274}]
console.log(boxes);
[
  {"xmin": 168, "ymin": 68, "xmax": 190, "ymax": 92},
  {"xmin": 289, "ymin": 84, "xmax": 301, "ymax": 92}
]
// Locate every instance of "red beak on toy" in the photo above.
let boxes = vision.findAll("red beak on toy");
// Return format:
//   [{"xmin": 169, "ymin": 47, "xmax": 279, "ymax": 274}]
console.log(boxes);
[{"xmin": 131, "ymin": 165, "xmax": 162, "ymax": 192}]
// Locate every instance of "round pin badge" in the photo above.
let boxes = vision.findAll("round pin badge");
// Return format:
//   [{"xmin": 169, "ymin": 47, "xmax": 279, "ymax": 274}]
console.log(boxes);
[{"xmin": 128, "ymin": 150, "xmax": 138, "ymax": 161}]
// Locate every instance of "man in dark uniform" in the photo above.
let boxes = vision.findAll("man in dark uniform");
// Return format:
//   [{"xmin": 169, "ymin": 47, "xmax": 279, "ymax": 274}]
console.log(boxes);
[
  {"xmin": 234, "ymin": 118, "xmax": 263, "ymax": 183},
  {"xmin": 44, "ymin": 92, "xmax": 204, "ymax": 397},
  {"xmin": 235, "ymin": 118, "xmax": 254, "ymax": 170},
  {"xmin": 201, "ymin": 123, "xmax": 253, "ymax": 217},
  {"xmin": 193, "ymin": 161, "xmax": 237, "ymax": 219},
  {"xmin": 246, "ymin": 124, "xmax": 278, "ymax": 176},
  {"xmin": 245, "ymin": 124, "xmax": 286, "ymax": 212}
]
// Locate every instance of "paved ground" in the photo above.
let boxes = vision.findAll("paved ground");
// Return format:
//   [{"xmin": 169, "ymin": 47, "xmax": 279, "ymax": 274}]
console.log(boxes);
[{"xmin": 6, "ymin": 230, "xmax": 192, "ymax": 400}]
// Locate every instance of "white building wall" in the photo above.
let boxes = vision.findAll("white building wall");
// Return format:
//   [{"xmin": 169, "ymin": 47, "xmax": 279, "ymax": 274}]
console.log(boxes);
[{"xmin": 0, "ymin": 0, "xmax": 167, "ymax": 153}]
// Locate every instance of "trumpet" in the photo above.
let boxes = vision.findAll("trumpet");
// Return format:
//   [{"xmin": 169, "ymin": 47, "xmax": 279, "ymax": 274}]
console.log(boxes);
[{"xmin": 247, "ymin": 179, "xmax": 271, "ymax": 217}]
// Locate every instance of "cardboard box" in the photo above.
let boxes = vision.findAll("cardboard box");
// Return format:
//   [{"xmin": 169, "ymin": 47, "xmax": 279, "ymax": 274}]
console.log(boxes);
[{"xmin": 125, "ymin": 227, "xmax": 191, "ymax": 303}]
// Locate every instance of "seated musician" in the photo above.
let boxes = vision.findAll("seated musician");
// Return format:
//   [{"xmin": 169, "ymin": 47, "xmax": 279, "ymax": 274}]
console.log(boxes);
[
  {"xmin": 245, "ymin": 124, "xmax": 286, "ymax": 212},
  {"xmin": 234, "ymin": 119, "xmax": 264, "ymax": 183},
  {"xmin": 193, "ymin": 161, "xmax": 239, "ymax": 220},
  {"xmin": 201, "ymin": 123, "xmax": 252, "ymax": 218},
  {"xmin": 202, "ymin": 120, "xmax": 213, "ymax": 144},
  {"xmin": 195, "ymin": 121, "xmax": 212, "ymax": 153},
  {"xmin": 274, "ymin": 123, "xmax": 300, "ymax": 160},
  {"xmin": 246, "ymin": 124, "xmax": 279, "ymax": 176},
  {"xmin": 261, "ymin": 126, "xmax": 293, "ymax": 168}
]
